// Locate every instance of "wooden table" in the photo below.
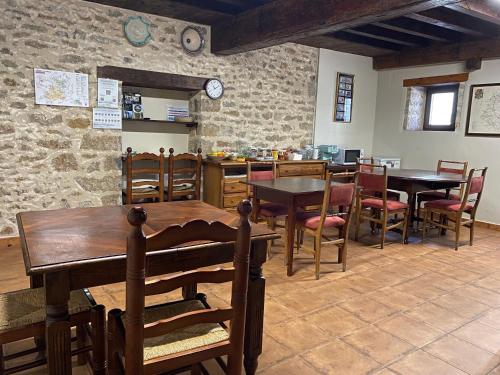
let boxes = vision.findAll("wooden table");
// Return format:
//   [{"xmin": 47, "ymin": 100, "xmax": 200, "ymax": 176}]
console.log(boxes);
[
  {"xmin": 386, "ymin": 169, "xmax": 467, "ymax": 242},
  {"xmin": 246, "ymin": 177, "xmax": 327, "ymax": 276},
  {"xmin": 17, "ymin": 201, "xmax": 278, "ymax": 375}
]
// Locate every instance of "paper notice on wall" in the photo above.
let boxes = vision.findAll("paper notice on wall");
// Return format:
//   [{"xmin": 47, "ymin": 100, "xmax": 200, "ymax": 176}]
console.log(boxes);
[
  {"xmin": 34, "ymin": 68, "xmax": 89, "ymax": 107},
  {"xmin": 93, "ymin": 108, "xmax": 122, "ymax": 130},
  {"xmin": 97, "ymin": 78, "xmax": 119, "ymax": 108}
]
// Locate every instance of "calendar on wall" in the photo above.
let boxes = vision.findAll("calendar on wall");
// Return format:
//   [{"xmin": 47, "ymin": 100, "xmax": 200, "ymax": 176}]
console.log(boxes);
[{"xmin": 333, "ymin": 72, "xmax": 354, "ymax": 123}]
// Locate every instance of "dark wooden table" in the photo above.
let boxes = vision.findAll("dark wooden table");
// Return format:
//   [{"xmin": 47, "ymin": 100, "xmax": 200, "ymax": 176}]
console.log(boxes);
[
  {"xmin": 246, "ymin": 177, "xmax": 327, "ymax": 276},
  {"xmin": 17, "ymin": 201, "xmax": 278, "ymax": 375},
  {"xmin": 386, "ymin": 169, "xmax": 467, "ymax": 242}
]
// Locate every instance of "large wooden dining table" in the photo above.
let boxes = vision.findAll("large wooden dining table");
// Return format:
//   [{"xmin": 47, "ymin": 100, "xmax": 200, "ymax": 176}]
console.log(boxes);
[{"xmin": 16, "ymin": 200, "xmax": 278, "ymax": 375}]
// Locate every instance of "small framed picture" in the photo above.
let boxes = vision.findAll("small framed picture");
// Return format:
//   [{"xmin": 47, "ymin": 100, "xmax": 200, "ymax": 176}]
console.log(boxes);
[
  {"xmin": 339, "ymin": 76, "xmax": 346, "ymax": 83},
  {"xmin": 336, "ymin": 111, "xmax": 344, "ymax": 121},
  {"xmin": 338, "ymin": 89, "xmax": 345, "ymax": 96},
  {"xmin": 333, "ymin": 72, "xmax": 354, "ymax": 123},
  {"xmin": 345, "ymin": 90, "xmax": 352, "ymax": 98},
  {"xmin": 339, "ymin": 83, "xmax": 346, "ymax": 89},
  {"xmin": 345, "ymin": 84, "xmax": 352, "ymax": 91},
  {"xmin": 337, "ymin": 96, "xmax": 345, "ymax": 104},
  {"xmin": 345, "ymin": 77, "xmax": 353, "ymax": 84},
  {"xmin": 337, "ymin": 103, "xmax": 345, "ymax": 112}
]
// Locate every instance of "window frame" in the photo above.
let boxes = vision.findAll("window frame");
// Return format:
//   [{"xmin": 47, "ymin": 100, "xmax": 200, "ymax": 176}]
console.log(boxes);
[{"xmin": 423, "ymin": 83, "xmax": 459, "ymax": 132}]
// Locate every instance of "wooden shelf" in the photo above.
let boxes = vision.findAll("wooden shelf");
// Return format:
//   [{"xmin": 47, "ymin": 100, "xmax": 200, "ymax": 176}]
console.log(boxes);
[{"xmin": 123, "ymin": 119, "xmax": 198, "ymax": 128}]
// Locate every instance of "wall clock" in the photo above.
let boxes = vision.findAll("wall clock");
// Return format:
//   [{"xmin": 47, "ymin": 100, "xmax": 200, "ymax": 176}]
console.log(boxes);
[
  {"xmin": 181, "ymin": 26, "xmax": 206, "ymax": 55},
  {"xmin": 123, "ymin": 16, "xmax": 152, "ymax": 47},
  {"xmin": 205, "ymin": 79, "xmax": 224, "ymax": 100}
]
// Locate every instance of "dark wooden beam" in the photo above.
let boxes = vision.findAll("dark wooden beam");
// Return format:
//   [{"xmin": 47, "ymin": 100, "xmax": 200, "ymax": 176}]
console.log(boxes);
[
  {"xmin": 332, "ymin": 31, "xmax": 404, "ymax": 51},
  {"xmin": 347, "ymin": 24, "xmax": 431, "ymax": 47},
  {"xmin": 211, "ymin": 0, "xmax": 461, "ymax": 55},
  {"xmin": 296, "ymin": 35, "xmax": 395, "ymax": 57},
  {"xmin": 373, "ymin": 35, "xmax": 500, "ymax": 69},
  {"xmin": 83, "ymin": 0, "xmax": 233, "ymax": 25},
  {"xmin": 403, "ymin": 72, "xmax": 469, "ymax": 86},
  {"xmin": 97, "ymin": 66, "xmax": 208, "ymax": 92},
  {"xmin": 374, "ymin": 17, "xmax": 463, "ymax": 42},
  {"xmin": 407, "ymin": 7, "xmax": 499, "ymax": 37},
  {"xmin": 446, "ymin": 0, "xmax": 500, "ymax": 26}
]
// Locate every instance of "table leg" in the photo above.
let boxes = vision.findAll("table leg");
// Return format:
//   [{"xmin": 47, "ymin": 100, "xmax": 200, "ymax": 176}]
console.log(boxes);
[
  {"xmin": 441, "ymin": 189, "xmax": 451, "ymax": 235},
  {"xmin": 44, "ymin": 272, "xmax": 72, "ymax": 374},
  {"xmin": 405, "ymin": 192, "xmax": 417, "ymax": 244},
  {"xmin": 244, "ymin": 241, "xmax": 267, "ymax": 375},
  {"xmin": 251, "ymin": 196, "xmax": 260, "ymax": 223},
  {"xmin": 286, "ymin": 204, "xmax": 296, "ymax": 277}
]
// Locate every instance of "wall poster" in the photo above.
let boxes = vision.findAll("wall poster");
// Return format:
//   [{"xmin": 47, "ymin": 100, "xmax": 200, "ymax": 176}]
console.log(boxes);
[
  {"xmin": 333, "ymin": 72, "xmax": 354, "ymax": 123},
  {"xmin": 465, "ymin": 83, "xmax": 500, "ymax": 137}
]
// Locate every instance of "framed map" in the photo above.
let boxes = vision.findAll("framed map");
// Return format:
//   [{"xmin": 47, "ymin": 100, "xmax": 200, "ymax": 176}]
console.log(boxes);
[
  {"xmin": 465, "ymin": 83, "xmax": 500, "ymax": 137},
  {"xmin": 34, "ymin": 68, "xmax": 89, "ymax": 107}
]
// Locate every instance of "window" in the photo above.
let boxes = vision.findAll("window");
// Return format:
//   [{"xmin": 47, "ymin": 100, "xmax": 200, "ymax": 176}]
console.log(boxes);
[{"xmin": 423, "ymin": 84, "xmax": 459, "ymax": 131}]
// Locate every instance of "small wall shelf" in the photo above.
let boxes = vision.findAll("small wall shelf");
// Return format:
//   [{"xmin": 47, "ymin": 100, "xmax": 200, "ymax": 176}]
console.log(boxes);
[{"xmin": 123, "ymin": 119, "xmax": 197, "ymax": 127}]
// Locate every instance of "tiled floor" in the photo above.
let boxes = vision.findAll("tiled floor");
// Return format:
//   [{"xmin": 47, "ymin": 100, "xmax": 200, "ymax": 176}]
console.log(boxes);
[{"xmin": 2, "ymin": 224, "xmax": 500, "ymax": 374}]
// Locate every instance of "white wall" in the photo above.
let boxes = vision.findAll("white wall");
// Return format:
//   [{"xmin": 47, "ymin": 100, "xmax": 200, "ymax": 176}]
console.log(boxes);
[
  {"xmin": 373, "ymin": 59, "xmax": 500, "ymax": 225},
  {"xmin": 314, "ymin": 49, "xmax": 378, "ymax": 154}
]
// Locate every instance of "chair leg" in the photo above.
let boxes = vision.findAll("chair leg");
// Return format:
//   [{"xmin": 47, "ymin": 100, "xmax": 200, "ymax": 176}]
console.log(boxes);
[
  {"xmin": 416, "ymin": 198, "xmax": 421, "ymax": 231},
  {"xmin": 340, "ymin": 240, "xmax": 347, "ymax": 272},
  {"xmin": 0, "ymin": 344, "xmax": 4, "ymax": 374},
  {"xmin": 107, "ymin": 309, "xmax": 121, "ymax": 375},
  {"xmin": 380, "ymin": 213, "xmax": 386, "ymax": 250},
  {"xmin": 314, "ymin": 236, "xmax": 322, "ymax": 280},
  {"xmin": 296, "ymin": 228, "xmax": 301, "ymax": 252},
  {"xmin": 422, "ymin": 208, "xmax": 429, "ymax": 242},
  {"xmin": 91, "ymin": 305, "xmax": 106, "ymax": 375},
  {"xmin": 402, "ymin": 208, "xmax": 410, "ymax": 245},
  {"xmin": 470, "ymin": 220, "xmax": 475, "ymax": 246},
  {"xmin": 354, "ymin": 204, "xmax": 361, "ymax": 241},
  {"xmin": 455, "ymin": 220, "xmax": 461, "ymax": 251},
  {"xmin": 76, "ymin": 324, "xmax": 88, "ymax": 365}
]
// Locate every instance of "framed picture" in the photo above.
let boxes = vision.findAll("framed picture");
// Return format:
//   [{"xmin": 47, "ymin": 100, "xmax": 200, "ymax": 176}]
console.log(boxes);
[
  {"xmin": 334, "ymin": 72, "xmax": 354, "ymax": 123},
  {"xmin": 465, "ymin": 83, "xmax": 500, "ymax": 137}
]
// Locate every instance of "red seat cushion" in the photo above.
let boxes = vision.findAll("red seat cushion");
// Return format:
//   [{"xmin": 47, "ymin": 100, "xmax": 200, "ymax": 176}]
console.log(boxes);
[
  {"xmin": 424, "ymin": 199, "xmax": 473, "ymax": 213},
  {"xmin": 418, "ymin": 191, "xmax": 460, "ymax": 202},
  {"xmin": 362, "ymin": 198, "xmax": 408, "ymax": 211},
  {"xmin": 362, "ymin": 190, "xmax": 401, "ymax": 201},
  {"xmin": 259, "ymin": 203, "xmax": 288, "ymax": 217},
  {"xmin": 296, "ymin": 211, "xmax": 345, "ymax": 230}
]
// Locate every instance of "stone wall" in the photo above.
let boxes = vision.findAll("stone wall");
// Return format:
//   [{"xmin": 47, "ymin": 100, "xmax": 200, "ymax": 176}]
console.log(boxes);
[{"xmin": 0, "ymin": 0, "xmax": 319, "ymax": 237}]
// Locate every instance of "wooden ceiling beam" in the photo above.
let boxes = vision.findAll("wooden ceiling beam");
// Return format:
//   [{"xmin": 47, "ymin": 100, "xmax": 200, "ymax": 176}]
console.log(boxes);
[
  {"xmin": 373, "ymin": 35, "xmax": 500, "ymax": 69},
  {"xmin": 211, "ymin": 0, "xmax": 461, "ymax": 55},
  {"xmin": 374, "ymin": 17, "xmax": 462, "ymax": 42},
  {"xmin": 333, "ymin": 31, "xmax": 404, "ymax": 50},
  {"xmin": 83, "ymin": 0, "xmax": 234, "ymax": 24},
  {"xmin": 347, "ymin": 24, "xmax": 431, "ymax": 47},
  {"xmin": 446, "ymin": 0, "xmax": 500, "ymax": 26},
  {"xmin": 406, "ymin": 7, "xmax": 499, "ymax": 37},
  {"xmin": 296, "ymin": 35, "xmax": 396, "ymax": 57}
]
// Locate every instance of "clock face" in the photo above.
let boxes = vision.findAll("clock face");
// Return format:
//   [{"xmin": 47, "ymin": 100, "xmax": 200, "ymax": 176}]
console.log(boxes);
[{"xmin": 205, "ymin": 79, "xmax": 224, "ymax": 100}]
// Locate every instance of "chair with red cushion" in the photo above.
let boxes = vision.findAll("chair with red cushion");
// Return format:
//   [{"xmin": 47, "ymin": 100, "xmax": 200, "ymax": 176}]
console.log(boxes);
[
  {"xmin": 354, "ymin": 163, "xmax": 410, "ymax": 249},
  {"xmin": 422, "ymin": 167, "xmax": 487, "ymax": 250},
  {"xmin": 416, "ymin": 160, "xmax": 468, "ymax": 225},
  {"xmin": 247, "ymin": 161, "xmax": 287, "ymax": 258},
  {"xmin": 357, "ymin": 157, "xmax": 400, "ymax": 201},
  {"xmin": 295, "ymin": 172, "xmax": 357, "ymax": 279}
]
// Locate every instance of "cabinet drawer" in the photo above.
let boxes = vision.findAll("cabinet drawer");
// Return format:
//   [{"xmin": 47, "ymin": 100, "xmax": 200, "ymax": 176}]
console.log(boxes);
[
  {"xmin": 223, "ymin": 180, "xmax": 247, "ymax": 193},
  {"xmin": 223, "ymin": 193, "xmax": 248, "ymax": 208},
  {"xmin": 278, "ymin": 164, "xmax": 325, "ymax": 177}
]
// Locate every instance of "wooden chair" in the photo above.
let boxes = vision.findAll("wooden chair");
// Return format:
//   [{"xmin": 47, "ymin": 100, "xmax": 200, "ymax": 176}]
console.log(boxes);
[
  {"xmin": 247, "ymin": 162, "xmax": 287, "ymax": 258},
  {"xmin": 354, "ymin": 163, "xmax": 410, "ymax": 249},
  {"xmin": 358, "ymin": 157, "xmax": 400, "ymax": 201},
  {"xmin": 416, "ymin": 160, "xmax": 468, "ymax": 224},
  {"xmin": 0, "ymin": 288, "xmax": 105, "ymax": 374},
  {"xmin": 422, "ymin": 167, "xmax": 487, "ymax": 250},
  {"xmin": 107, "ymin": 200, "xmax": 253, "ymax": 375},
  {"xmin": 166, "ymin": 148, "xmax": 202, "ymax": 201},
  {"xmin": 123, "ymin": 147, "xmax": 165, "ymax": 205},
  {"xmin": 295, "ymin": 172, "xmax": 357, "ymax": 279}
]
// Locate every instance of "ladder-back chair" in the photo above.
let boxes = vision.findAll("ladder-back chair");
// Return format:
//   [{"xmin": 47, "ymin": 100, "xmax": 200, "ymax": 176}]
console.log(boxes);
[
  {"xmin": 167, "ymin": 148, "xmax": 202, "ymax": 201},
  {"xmin": 107, "ymin": 200, "xmax": 252, "ymax": 375},
  {"xmin": 123, "ymin": 147, "xmax": 165, "ymax": 204}
]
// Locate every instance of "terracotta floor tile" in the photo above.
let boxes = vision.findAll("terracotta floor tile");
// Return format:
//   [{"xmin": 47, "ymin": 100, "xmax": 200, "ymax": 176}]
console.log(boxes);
[
  {"xmin": 302, "ymin": 340, "xmax": 380, "ymax": 374},
  {"xmin": 476, "ymin": 308, "xmax": 500, "ymax": 330},
  {"xmin": 424, "ymin": 335, "xmax": 500, "ymax": 375},
  {"xmin": 453, "ymin": 321, "xmax": 500, "ymax": 354},
  {"xmin": 304, "ymin": 305, "xmax": 368, "ymax": 337},
  {"xmin": 389, "ymin": 350, "xmax": 467, "ymax": 375},
  {"xmin": 263, "ymin": 298, "xmax": 296, "ymax": 325},
  {"xmin": 340, "ymin": 296, "xmax": 398, "ymax": 323},
  {"xmin": 457, "ymin": 285, "xmax": 500, "ymax": 307},
  {"xmin": 405, "ymin": 302, "xmax": 472, "ymax": 332},
  {"xmin": 256, "ymin": 334, "xmax": 293, "ymax": 371},
  {"xmin": 342, "ymin": 326, "xmax": 414, "ymax": 364},
  {"xmin": 432, "ymin": 292, "xmax": 490, "ymax": 319},
  {"xmin": 368, "ymin": 287, "xmax": 425, "ymax": 311},
  {"xmin": 261, "ymin": 356, "xmax": 321, "ymax": 374},
  {"xmin": 271, "ymin": 285, "xmax": 333, "ymax": 314},
  {"xmin": 474, "ymin": 276, "xmax": 500, "ymax": 293},
  {"xmin": 267, "ymin": 318, "xmax": 329, "ymax": 354},
  {"xmin": 373, "ymin": 369, "xmax": 398, "ymax": 375},
  {"xmin": 376, "ymin": 314, "xmax": 444, "ymax": 347},
  {"xmin": 393, "ymin": 277, "xmax": 447, "ymax": 300}
]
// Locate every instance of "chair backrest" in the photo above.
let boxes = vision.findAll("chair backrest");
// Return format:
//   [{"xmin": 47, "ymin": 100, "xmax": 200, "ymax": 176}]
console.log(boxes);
[
  {"xmin": 125, "ymin": 147, "xmax": 165, "ymax": 204},
  {"xmin": 316, "ymin": 172, "xmax": 357, "ymax": 235},
  {"xmin": 356, "ymin": 162, "xmax": 388, "ymax": 201},
  {"xmin": 460, "ymin": 167, "xmax": 487, "ymax": 215},
  {"xmin": 125, "ymin": 200, "xmax": 252, "ymax": 374},
  {"xmin": 246, "ymin": 161, "xmax": 276, "ymax": 196},
  {"xmin": 357, "ymin": 157, "xmax": 376, "ymax": 172},
  {"xmin": 167, "ymin": 148, "xmax": 202, "ymax": 201},
  {"xmin": 437, "ymin": 160, "xmax": 468, "ymax": 198}
]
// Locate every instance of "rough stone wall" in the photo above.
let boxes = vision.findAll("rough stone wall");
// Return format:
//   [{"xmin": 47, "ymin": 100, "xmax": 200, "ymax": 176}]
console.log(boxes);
[{"xmin": 0, "ymin": 0, "xmax": 319, "ymax": 236}]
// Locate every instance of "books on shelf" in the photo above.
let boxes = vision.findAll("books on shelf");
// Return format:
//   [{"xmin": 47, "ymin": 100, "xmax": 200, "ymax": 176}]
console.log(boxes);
[{"xmin": 167, "ymin": 106, "xmax": 189, "ymax": 121}]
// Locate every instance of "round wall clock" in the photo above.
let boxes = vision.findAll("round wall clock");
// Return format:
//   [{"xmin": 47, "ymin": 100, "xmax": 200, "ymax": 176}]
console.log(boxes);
[
  {"xmin": 205, "ymin": 78, "xmax": 224, "ymax": 100},
  {"xmin": 181, "ymin": 26, "xmax": 206, "ymax": 55},
  {"xmin": 123, "ymin": 16, "xmax": 152, "ymax": 47}
]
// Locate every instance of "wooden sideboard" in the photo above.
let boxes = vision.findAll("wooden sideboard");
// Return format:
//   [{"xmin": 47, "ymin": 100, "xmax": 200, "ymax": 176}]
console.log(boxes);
[{"xmin": 203, "ymin": 160, "xmax": 327, "ymax": 210}]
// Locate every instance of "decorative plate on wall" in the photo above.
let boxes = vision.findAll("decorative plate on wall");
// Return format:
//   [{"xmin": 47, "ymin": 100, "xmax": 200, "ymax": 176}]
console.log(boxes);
[
  {"xmin": 181, "ymin": 26, "xmax": 206, "ymax": 55},
  {"xmin": 123, "ymin": 16, "xmax": 152, "ymax": 47}
]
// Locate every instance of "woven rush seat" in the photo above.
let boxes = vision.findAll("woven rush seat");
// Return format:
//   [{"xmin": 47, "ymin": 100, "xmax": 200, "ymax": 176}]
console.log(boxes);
[
  {"xmin": 119, "ymin": 299, "xmax": 229, "ymax": 361},
  {"xmin": 0, "ymin": 288, "xmax": 92, "ymax": 332}
]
